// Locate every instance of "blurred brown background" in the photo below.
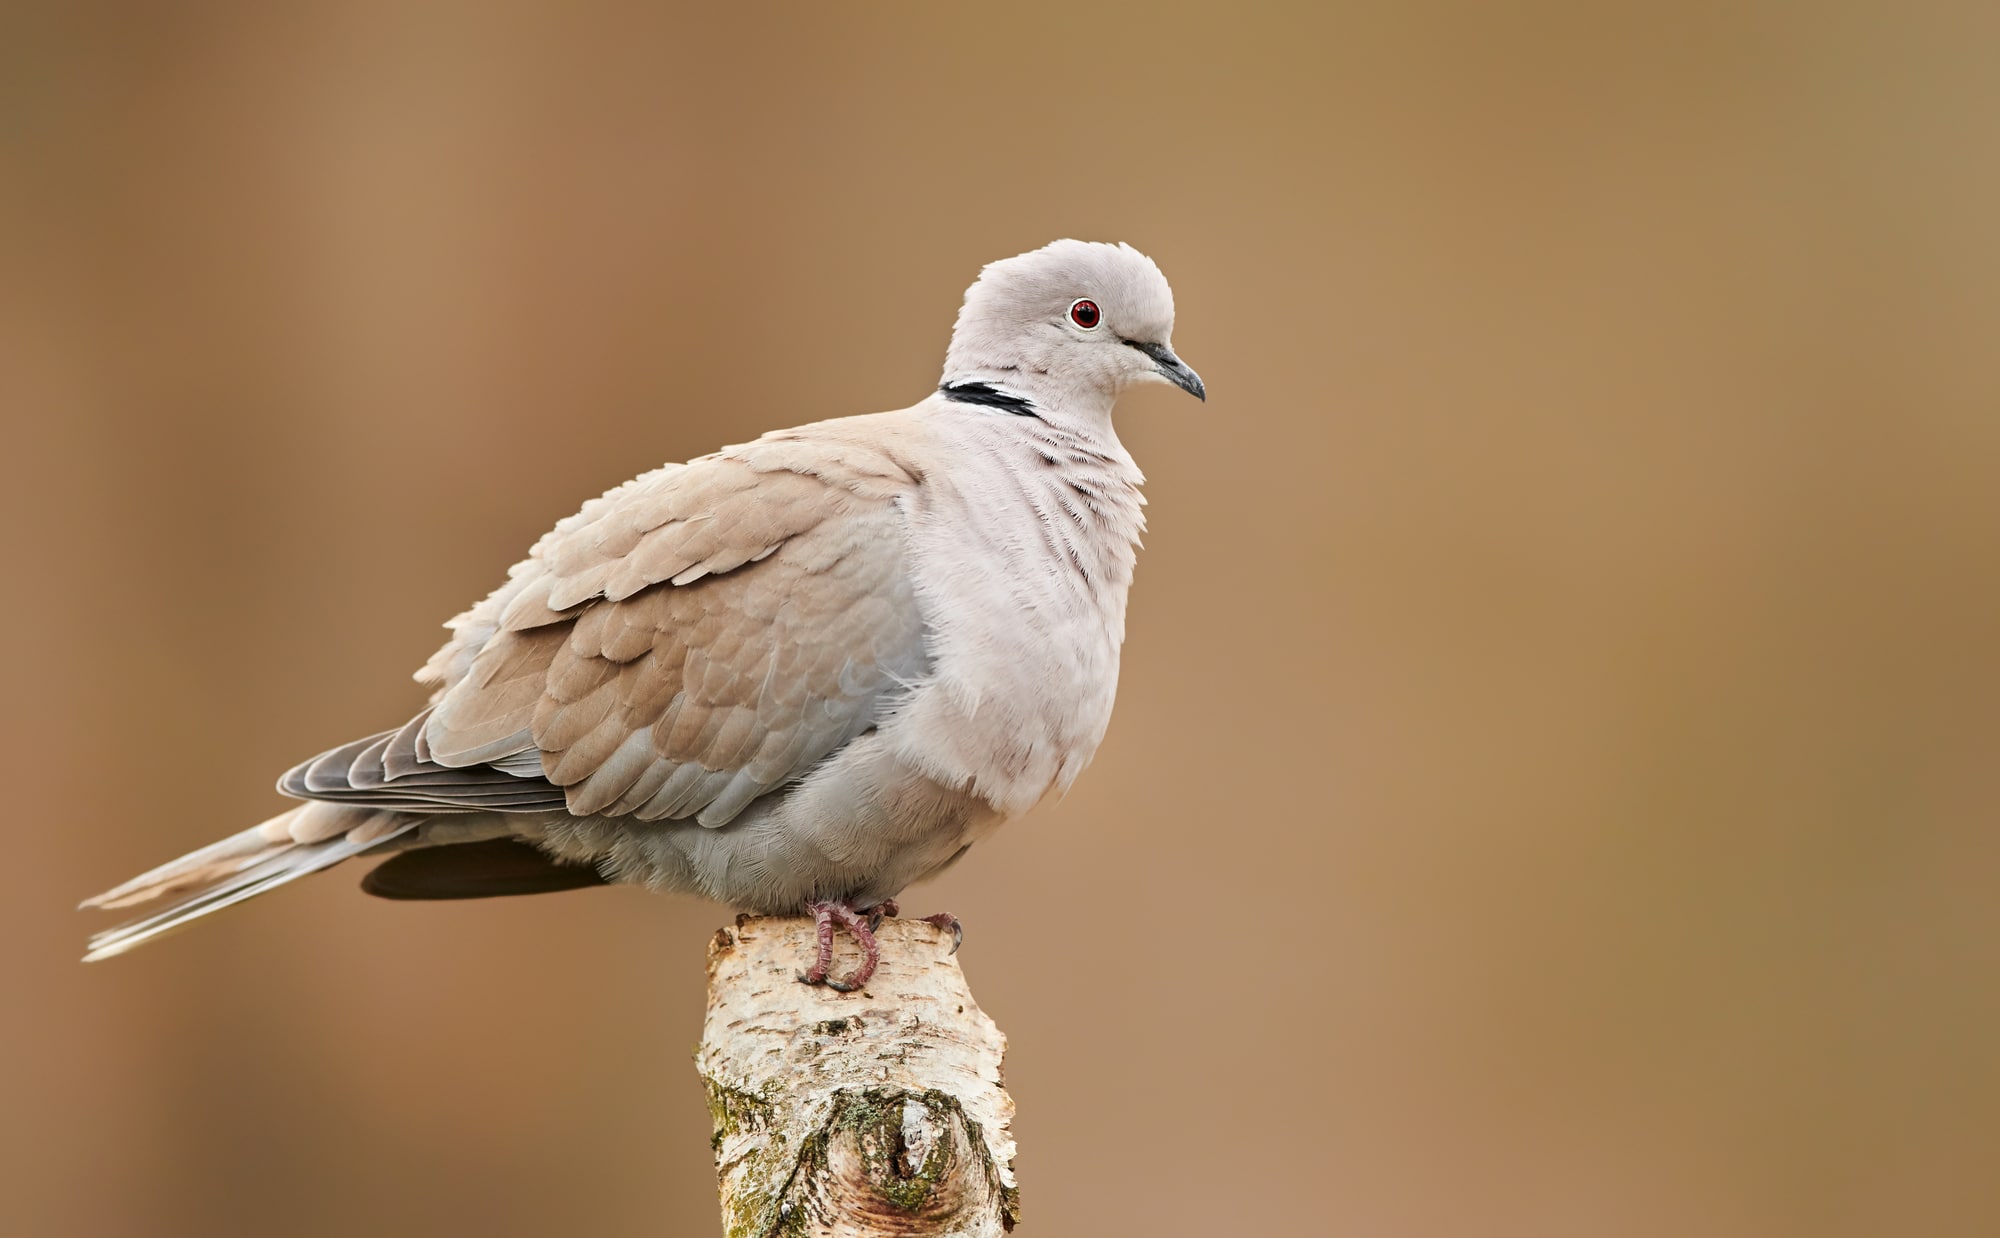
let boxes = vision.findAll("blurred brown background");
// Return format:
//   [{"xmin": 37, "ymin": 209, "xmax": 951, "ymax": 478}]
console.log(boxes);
[{"xmin": 4, "ymin": 2, "xmax": 1997, "ymax": 1235}]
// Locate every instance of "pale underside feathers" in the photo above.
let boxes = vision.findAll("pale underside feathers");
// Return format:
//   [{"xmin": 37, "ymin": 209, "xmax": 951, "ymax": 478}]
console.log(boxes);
[{"xmin": 83, "ymin": 239, "xmax": 1196, "ymax": 962}]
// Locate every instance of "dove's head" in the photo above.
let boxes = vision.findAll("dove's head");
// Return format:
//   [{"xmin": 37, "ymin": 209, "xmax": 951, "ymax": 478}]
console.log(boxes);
[{"xmin": 941, "ymin": 239, "xmax": 1203, "ymax": 418}]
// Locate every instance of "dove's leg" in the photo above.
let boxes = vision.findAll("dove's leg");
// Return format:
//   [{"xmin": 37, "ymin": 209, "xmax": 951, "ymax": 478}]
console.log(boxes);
[
  {"xmin": 800, "ymin": 906, "xmax": 841, "ymax": 985},
  {"xmin": 798, "ymin": 900, "xmax": 881, "ymax": 992}
]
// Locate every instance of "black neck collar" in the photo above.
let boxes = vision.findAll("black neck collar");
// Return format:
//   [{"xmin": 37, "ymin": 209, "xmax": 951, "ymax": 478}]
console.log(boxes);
[{"xmin": 939, "ymin": 381, "xmax": 1039, "ymax": 417}]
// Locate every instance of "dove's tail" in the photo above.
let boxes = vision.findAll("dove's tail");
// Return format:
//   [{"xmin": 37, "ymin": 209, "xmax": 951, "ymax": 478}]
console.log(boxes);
[{"xmin": 79, "ymin": 804, "xmax": 419, "ymax": 962}]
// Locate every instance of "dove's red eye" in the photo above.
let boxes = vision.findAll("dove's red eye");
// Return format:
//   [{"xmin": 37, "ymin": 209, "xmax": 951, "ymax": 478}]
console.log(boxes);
[{"xmin": 1068, "ymin": 299, "xmax": 1101, "ymax": 329}]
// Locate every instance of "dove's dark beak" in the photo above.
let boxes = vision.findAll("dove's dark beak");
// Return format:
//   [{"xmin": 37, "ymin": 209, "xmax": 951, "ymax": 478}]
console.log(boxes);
[{"xmin": 1125, "ymin": 339, "xmax": 1206, "ymax": 402}]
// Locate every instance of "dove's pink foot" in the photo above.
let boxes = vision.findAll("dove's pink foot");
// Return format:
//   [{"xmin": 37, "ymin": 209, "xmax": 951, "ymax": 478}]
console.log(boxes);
[
  {"xmin": 859, "ymin": 899, "xmax": 963, "ymax": 955},
  {"xmin": 919, "ymin": 912, "xmax": 964, "ymax": 954},
  {"xmin": 797, "ymin": 900, "xmax": 881, "ymax": 992}
]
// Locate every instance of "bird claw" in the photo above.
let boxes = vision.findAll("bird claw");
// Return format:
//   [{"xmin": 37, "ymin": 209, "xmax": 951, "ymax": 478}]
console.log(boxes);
[{"xmin": 921, "ymin": 912, "xmax": 963, "ymax": 954}]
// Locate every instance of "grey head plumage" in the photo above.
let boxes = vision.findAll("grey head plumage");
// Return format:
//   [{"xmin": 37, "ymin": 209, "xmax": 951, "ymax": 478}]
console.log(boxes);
[{"xmin": 941, "ymin": 239, "xmax": 1203, "ymax": 418}]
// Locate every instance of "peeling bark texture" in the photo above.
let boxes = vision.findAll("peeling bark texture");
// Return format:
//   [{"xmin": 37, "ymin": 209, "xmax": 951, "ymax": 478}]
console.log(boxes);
[{"xmin": 698, "ymin": 915, "xmax": 1019, "ymax": 1238}]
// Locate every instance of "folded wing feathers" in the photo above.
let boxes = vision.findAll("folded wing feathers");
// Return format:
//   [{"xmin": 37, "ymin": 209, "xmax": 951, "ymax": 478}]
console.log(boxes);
[
  {"xmin": 277, "ymin": 719, "xmax": 565, "ymax": 814},
  {"xmin": 266, "ymin": 434, "xmax": 930, "ymax": 831},
  {"xmin": 381, "ymin": 710, "xmax": 434, "ymax": 779}
]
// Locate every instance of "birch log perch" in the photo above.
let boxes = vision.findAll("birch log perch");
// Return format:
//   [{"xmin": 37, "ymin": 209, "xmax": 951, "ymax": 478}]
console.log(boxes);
[{"xmin": 698, "ymin": 916, "xmax": 1020, "ymax": 1237}]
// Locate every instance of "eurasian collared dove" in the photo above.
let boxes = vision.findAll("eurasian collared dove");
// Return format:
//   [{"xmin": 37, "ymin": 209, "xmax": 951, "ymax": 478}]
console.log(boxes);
[{"xmin": 81, "ymin": 239, "xmax": 1202, "ymax": 988}]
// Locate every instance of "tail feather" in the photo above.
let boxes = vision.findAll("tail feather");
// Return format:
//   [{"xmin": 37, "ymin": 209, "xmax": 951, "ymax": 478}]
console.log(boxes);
[
  {"xmin": 81, "ymin": 812, "xmax": 419, "ymax": 962},
  {"xmin": 80, "ymin": 812, "xmax": 301, "ymax": 911}
]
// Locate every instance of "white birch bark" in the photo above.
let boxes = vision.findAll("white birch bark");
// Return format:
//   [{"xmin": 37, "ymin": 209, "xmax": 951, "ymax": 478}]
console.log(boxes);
[{"xmin": 698, "ymin": 916, "xmax": 1019, "ymax": 1237}]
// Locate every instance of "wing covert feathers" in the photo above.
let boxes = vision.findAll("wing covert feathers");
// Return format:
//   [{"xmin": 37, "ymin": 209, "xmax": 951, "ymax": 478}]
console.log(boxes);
[{"xmin": 405, "ymin": 432, "xmax": 930, "ymax": 826}]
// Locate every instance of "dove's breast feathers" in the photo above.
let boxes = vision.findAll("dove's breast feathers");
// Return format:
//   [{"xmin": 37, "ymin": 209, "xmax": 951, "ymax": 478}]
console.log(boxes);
[{"xmin": 887, "ymin": 410, "xmax": 1147, "ymax": 815}]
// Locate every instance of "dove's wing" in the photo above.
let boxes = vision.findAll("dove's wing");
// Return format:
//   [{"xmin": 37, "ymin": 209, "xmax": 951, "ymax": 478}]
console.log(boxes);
[{"xmin": 278, "ymin": 422, "xmax": 931, "ymax": 828}]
